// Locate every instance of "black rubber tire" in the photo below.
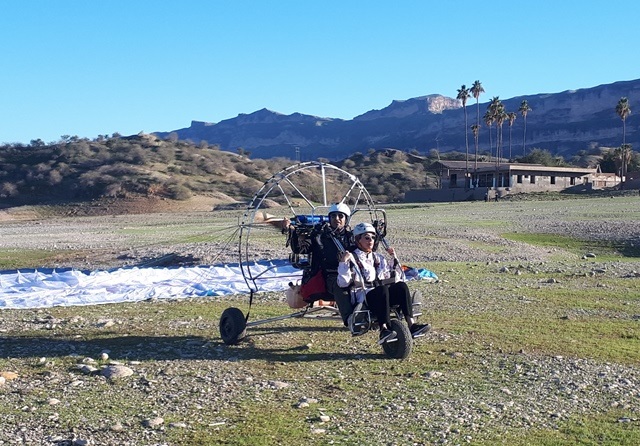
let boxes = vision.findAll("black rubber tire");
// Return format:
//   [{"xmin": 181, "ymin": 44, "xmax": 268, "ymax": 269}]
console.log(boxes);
[
  {"xmin": 381, "ymin": 319, "xmax": 413, "ymax": 359},
  {"xmin": 219, "ymin": 307, "xmax": 247, "ymax": 345}
]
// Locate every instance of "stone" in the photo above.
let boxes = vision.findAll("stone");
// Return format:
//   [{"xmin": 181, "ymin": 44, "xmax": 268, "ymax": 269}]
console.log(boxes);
[
  {"xmin": 1, "ymin": 371, "xmax": 19, "ymax": 380},
  {"xmin": 78, "ymin": 364, "xmax": 99, "ymax": 374},
  {"xmin": 101, "ymin": 365, "xmax": 134, "ymax": 379},
  {"xmin": 142, "ymin": 417, "xmax": 164, "ymax": 428}
]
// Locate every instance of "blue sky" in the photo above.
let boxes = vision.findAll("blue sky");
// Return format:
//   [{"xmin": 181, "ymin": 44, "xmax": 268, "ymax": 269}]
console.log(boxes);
[{"xmin": 2, "ymin": 0, "xmax": 638, "ymax": 144}]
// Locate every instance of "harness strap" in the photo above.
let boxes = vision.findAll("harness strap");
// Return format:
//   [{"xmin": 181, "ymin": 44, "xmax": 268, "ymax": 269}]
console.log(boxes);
[{"xmin": 353, "ymin": 253, "xmax": 380, "ymax": 285}]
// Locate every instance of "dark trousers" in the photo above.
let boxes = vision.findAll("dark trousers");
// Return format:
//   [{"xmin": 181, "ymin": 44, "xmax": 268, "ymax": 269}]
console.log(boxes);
[
  {"xmin": 325, "ymin": 273, "xmax": 353, "ymax": 326},
  {"xmin": 365, "ymin": 281, "xmax": 412, "ymax": 329}
]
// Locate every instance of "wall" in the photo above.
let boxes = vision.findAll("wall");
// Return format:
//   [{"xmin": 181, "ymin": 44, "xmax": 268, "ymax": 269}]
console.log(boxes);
[{"xmin": 507, "ymin": 173, "xmax": 588, "ymax": 193}]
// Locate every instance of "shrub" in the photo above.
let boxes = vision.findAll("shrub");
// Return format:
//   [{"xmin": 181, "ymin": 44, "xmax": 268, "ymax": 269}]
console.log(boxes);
[
  {"xmin": 167, "ymin": 183, "xmax": 192, "ymax": 200},
  {"xmin": 0, "ymin": 181, "xmax": 19, "ymax": 197}
]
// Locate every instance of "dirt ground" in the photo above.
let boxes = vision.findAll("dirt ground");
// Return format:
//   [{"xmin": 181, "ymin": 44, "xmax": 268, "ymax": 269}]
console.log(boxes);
[{"xmin": 2, "ymin": 194, "xmax": 640, "ymax": 272}]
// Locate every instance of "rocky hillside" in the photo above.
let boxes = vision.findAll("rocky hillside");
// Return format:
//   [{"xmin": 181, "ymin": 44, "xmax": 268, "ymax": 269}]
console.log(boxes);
[
  {"xmin": 1, "ymin": 133, "xmax": 635, "ymax": 209},
  {"xmin": 0, "ymin": 135, "xmax": 438, "ymax": 206},
  {"xmin": 154, "ymin": 79, "xmax": 640, "ymax": 160}
]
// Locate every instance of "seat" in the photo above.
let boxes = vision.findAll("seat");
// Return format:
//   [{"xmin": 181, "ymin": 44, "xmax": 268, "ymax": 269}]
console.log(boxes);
[{"xmin": 347, "ymin": 289, "xmax": 423, "ymax": 336}]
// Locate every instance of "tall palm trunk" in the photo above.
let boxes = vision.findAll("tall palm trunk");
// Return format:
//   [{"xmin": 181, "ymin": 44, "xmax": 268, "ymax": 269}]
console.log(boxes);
[
  {"xmin": 522, "ymin": 116, "xmax": 527, "ymax": 156},
  {"xmin": 489, "ymin": 124, "xmax": 493, "ymax": 160},
  {"xmin": 616, "ymin": 98, "xmax": 630, "ymax": 189},
  {"xmin": 508, "ymin": 125, "xmax": 513, "ymax": 160},
  {"xmin": 464, "ymin": 105, "xmax": 469, "ymax": 186},
  {"xmin": 475, "ymin": 99, "xmax": 480, "ymax": 170}
]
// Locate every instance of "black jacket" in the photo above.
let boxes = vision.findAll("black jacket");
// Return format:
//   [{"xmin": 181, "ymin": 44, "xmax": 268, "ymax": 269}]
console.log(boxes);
[{"xmin": 296, "ymin": 224, "xmax": 353, "ymax": 275}]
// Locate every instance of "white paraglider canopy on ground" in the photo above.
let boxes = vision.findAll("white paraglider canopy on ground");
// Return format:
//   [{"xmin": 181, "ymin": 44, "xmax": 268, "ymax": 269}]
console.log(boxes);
[{"xmin": 0, "ymin": 260, "xmax": 300, "ymax": 310}]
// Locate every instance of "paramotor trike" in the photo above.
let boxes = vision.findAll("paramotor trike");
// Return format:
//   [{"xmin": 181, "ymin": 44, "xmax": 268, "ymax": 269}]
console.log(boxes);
[{"xmin": 218, "ymin": 161, "xmax": 422, "ymax": 359}]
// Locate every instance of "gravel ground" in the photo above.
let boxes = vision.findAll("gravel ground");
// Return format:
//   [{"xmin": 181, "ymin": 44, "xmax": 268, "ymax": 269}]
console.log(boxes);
[
  {"xmin": 1, "ymin": 196, "xmax": 639, "ymax": 445},
  {"xmin": 0, "ymin": 295, "xmax": 638, "ymax": 446},
  {"xmin": 2, "ymin": 197, "xmax": 639, "ymax": 269},
  {"xmin": 0, "ymin": 329, "xmax": 638, "ymax": 446}
]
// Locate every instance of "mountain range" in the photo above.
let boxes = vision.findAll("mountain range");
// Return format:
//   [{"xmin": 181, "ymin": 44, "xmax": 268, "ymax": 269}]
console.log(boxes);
[{"xmin": 154, "ymin": 79, "xmax": 640, "ymax": 161}]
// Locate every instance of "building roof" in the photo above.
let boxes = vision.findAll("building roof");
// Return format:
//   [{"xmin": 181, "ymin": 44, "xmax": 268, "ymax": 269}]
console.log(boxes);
[
  {"xmin": 432, "ymin": 160, "xmax": 596, "ymax": 175},
  {"xmin": 432, "ymin": 160, "xmax": 496, "ymax": 169}
]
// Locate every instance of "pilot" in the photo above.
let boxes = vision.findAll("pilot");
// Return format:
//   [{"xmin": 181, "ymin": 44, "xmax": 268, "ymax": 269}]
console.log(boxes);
[{"xmin": 292, "ymin": 203, "xmax": 355, "ymax": 325}]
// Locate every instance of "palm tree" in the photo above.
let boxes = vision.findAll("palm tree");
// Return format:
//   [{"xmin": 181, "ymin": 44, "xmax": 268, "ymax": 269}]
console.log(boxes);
[
  {"xmin": 615, "ymin": 97, "xmax": 632, "ymax": 189},
  {"xmin": 470, "ymin": 80, "xmax": 485, "ymax": 167},
  {"xmin": 616, "ymin": 97, "xmax": 631, "ymax": 145},
  {"xmin": 519, "ymin": 100, "xmax": 532, "ymax": 155},
  {"xmin": 483, "ymin": 108, "xmax": 495, "ymax": 161},
  {"xmin": 486, "ymin": 96, "xmax": 502, "ymax": 161},
  {"xmin": 614, "ymin": 144, "xmax": 632, "ymax": 190},
  {"xmin": 471, "ymin": 124, "xmax": 480, "ymax": 179},
  {"xmin": 622, "ymin": 144, "xmax": 632, "ymax": 186},
  {"xmin": 495, "ymin": 104, "xmax": 507, "ymax": 169},
  {"xmin": 457, "ymin": 85, "xmax": 471, "ymax": 185},
  {"xmin": 507, "ymin": 112, "xmax": 517, "ymax": 160},
  {"xmin": 485, "ymin": 97, "xmax": 506, "ymax": 186}
]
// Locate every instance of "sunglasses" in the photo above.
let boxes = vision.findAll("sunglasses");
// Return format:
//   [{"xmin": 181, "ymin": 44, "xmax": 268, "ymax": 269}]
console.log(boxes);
[{"xmin": 329, "ymin": 213, "xmax": 346, "ymax": 219}]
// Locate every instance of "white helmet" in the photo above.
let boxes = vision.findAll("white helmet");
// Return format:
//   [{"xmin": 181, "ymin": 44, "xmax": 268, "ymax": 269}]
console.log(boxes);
[
  {"xmin": 328, "ymin": 202, "xmax": 351, "ymax": 217},
  {"xmin": 353, "ymin": 222, "xmax": 376, "ymax": 237}
]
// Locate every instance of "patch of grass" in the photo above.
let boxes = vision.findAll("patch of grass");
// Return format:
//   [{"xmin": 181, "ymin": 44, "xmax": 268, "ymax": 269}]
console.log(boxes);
[
  {"xmin": 412, "ymin": 260, "xmax": 640, "ymax": 364},
  {"xmin": 179, "ymin": 400, "xmax": 315, "ymax": 445},
  {"xmin": 503, "ymin": 232, "xmax": 640, "ymax": 259},
  {"xmin": 478, "ymin": 411, "xmax": 640, "ymax": 445},
  {"xmin": 438, "ymin": 314, "xmax": 640, "ymax": 364},
  {"xmin": 0, "ymin": 249, "xmax": 84, "ymax": 270}
]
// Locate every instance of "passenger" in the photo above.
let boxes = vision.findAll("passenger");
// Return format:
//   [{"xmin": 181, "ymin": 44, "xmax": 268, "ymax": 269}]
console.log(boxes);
[
  {"xmin": 337, "ymin": 222, "xmax": 430, "ymax": 344},
  {"xmin": 289, "ymin": 203, "xmax": 355, "ymax": 326}
]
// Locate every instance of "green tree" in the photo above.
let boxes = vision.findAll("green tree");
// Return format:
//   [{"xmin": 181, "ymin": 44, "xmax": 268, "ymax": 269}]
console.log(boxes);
[
  {"xmin": 630, "ymin": 149, "xmax": 640, "ymax": 173},
  {"xmin": 598, "ymin": 149, "xmax": 619, "ymax": 173},
  {"xmin": 615, "ymin": 144, "xmax": 633, "ymax": 189},
  {"xmin": 456, "ymin": 85, "xmax": 471, "ymax": 185},
  {"xmin": 470, "ymin": 80, "xmax": 485, "ymax": 167},
  {"xmin": 518, "ymin": 148, "xmax": 565, "ymax": 166},
  {"xmin": 518, "ymin": 100, "xmax": 532, "ymax": 155}
]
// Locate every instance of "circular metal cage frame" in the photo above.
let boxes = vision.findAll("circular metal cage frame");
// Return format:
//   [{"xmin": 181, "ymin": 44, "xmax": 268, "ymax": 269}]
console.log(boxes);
[{"xmin": 237, "ymin": 161, "xmax": 384, "ymax": 293}]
